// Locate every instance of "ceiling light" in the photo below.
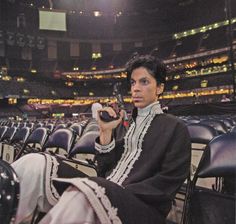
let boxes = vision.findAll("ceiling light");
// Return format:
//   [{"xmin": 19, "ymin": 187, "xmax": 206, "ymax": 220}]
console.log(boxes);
[{"xmin": 94, "ymin": 11, "xmax": 102, "ymax": 17}]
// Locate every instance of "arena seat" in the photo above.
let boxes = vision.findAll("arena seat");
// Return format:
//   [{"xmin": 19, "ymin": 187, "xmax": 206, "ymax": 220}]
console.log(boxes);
[
  {"xmin": 199, "ymin": 119, "xmax": 228, "ymax": 135},
  {"xmin": 182, "ymin": 132, "xmax": 236, "ymax": 224},
  {"xmin": 70, "ymin": 123, "xmax": 83, "ymax": 137},
  {"xmin": 1, "ymin": 127, "xmax": 18, "ymax": 143},
  {"xmin": 53, "ymin": 123, "xmax": 67, "ymax": 132},
  {"xmin": 43, "ymin": 128, "xmax": 76, "ymax": 155},
  {"xmin": 45, "ymin": 123, "xmax": 54, "ymax": 132},
  {"xmin": 168, "ymin": 123, "xmax": 218, "ymax": 224},
  {"xmin": 0, "ymin": 126, "xmax": 8, "ymax": 141},
  {"xmin": 0, "ymin": 159, "xmax": 20, "ymax": 224},
  {"xmin": 231, "ymin": 126, "xmax": 236, "ymax": 133},
  {"xmin": 14, "ymin": 127, "xmax": 50, "ymax": 161},
  {"xmin": 0, "ymin": 127, "xmax": 18, "ymax": 160},
  {"xmin": 1, "ymin": 127, "xmax": 31, "ymax": 163},
  {"xmin": 82, "ymin": 120, "xmax": 99, "ymax": 134},
  {"xmin": 187, "ymin": 123, "xmax": 218, "ymax": 177},
  {"xmin": 69, "ymin": 131, "xmax": 99, "ymax": 156},
  {"xmin": 43, "ymin": 127, "xmax": 97, "ymax": 177},
  {"xmin": 33, "ymin": 123, "xmax": 43, "ymax": 129}
]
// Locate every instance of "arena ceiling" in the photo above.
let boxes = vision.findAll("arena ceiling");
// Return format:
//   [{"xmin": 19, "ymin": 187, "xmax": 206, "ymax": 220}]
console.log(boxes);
[{"xmin": 2, "ymin": 0, "xmax": 236, "ymax": 36}]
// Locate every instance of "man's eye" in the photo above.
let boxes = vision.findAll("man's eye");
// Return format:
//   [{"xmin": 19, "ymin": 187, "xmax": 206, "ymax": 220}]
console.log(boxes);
[
  {"xmin": 140, "ymin": 79, "xmax": 149, "ymax": 85},
  {"xmin": 130, "ymin": 80, "xmax": 135, "ymax": 86}
]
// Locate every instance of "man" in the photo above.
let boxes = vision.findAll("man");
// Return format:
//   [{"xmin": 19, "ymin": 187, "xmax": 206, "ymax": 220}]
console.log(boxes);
[{"xmin": 12, "ymin": 55, "xmax": 191, "ymax": 224}]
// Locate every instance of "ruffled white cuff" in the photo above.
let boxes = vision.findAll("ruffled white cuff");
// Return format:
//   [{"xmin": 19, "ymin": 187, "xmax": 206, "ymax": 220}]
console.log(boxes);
[{"xmin": 95, "ymin": 138, "xmax": 115, "ymax": 153}]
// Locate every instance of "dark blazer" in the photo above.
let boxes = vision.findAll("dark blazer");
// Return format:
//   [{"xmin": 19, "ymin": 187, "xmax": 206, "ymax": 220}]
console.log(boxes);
[{"xmin": 93, "ymin": 113, "xmax": 191, "ymax": 224}]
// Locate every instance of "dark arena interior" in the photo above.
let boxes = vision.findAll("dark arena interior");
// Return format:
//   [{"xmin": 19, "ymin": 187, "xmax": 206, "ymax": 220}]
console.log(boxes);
[{"xmin": 0, "ymin": 0, "xmax": 236, "ymax": 223}]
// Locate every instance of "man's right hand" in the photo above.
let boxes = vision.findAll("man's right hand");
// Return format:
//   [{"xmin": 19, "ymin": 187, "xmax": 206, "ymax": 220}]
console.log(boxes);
[{"xmin": 97, "ymin": 107, "xmax": 124, "ymax": 145}]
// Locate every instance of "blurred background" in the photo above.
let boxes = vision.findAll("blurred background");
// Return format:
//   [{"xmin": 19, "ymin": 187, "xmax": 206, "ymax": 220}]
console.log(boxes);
[{"xmin": 0, "ymin": 0, "xmax": 236, "ymax": 120}]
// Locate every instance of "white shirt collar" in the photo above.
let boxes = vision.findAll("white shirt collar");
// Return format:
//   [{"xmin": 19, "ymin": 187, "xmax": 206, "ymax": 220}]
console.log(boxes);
[{"xmin": 137, "ymin": 101, "xmax": 163, "ymax": 117}]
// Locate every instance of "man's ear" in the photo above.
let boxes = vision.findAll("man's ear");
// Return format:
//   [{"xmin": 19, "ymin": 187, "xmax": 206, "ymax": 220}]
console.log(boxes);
[{"xmin": 156, "ymin": 83, "xmax": 164, "ymax": 95}]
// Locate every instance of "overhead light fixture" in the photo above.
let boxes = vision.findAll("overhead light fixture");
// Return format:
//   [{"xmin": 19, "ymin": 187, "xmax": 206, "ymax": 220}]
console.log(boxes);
[
  {"xmin": 73, "ymin": 67, "xmax": 79, "ymax": 71},
  {"xmin": 116, "ymin": 11, "xmax": 122, "ymax": 17},
  {"xmin": 94, "ymin": 11, "xmax": 102, "ymax": 17},
  {"xmin": 92, "ymin": 52, "xmax": 102, "ymax": 59},
  {"xmin": 31, "ymin": 69, "xmax": 37, "ymax": 73}
]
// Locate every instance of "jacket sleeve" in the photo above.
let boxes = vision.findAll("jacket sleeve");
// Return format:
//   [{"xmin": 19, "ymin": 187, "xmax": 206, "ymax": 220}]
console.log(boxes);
[
  {"xmin": 94, "ymin": 138, "xmax": 124, "ymax": 177},
  {"xmin": 94, "ymin": 123, "xmax": 128, "ymax": 177}
]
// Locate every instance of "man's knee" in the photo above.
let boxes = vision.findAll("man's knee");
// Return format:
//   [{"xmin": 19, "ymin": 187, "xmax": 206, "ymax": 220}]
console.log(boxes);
[{"xmin": 11, "ymin": 154, "xmax": 46, "ymax": 178}]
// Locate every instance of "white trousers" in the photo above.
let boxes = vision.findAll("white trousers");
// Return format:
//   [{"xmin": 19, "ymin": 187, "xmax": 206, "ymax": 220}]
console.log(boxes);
[
  {"xmin": 12, "ymin": 154, "xmax": 52, "ymax": 223},
  {"xmin": 39, "ymin": 186, "xmax": 100, "ymax": 224},
  {"xmin": 11, "ymin": 154, "xmax": 99, "ymax": 224}
]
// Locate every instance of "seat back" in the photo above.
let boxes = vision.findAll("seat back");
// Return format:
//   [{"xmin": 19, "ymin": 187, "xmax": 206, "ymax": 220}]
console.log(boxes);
[
  {"xmin": 187, "ymin": 123, "xmax": 218, "ymax": 181},
  {"xmin": 11, "ymin": 127, "xmax": 31, "ymax": 144},
  {"xmin": 70, "ymin": 123, "xmax": 83, "ymax": 137},
  {"xmin": 26, "ymin": 127, "xmax": 49, "ymax": 146},
  {"xmin": 184, "ymin": 132, "xmax": 236, "ymax": 224},
  {"xmin": 53, "ymin": 123, "xmax": 66, "ymax": 132},
  {"xmin": 221, "ymin": 119, "xmax": 234, "ymax": 131},
  {"xmin": 43, "ymin": 128, "xmax": 76, "ymax": 154},
  {"xmin": 0, "ymin": 160, "xmax": 20, "ymax": 224},
  {"xmin": 186, "ymin": 119, "xmax": 200, "ymax": 124},
  {"xmin": 45, "ymin": 123, "xmax": 54, "ymax": 132},
  {"xmin": 1, "ymin": 127, "xmax": 31, "ymax": 164},
  {"xmin": 200, "ymin": 119, "xmax": 228, "ymax": 135},
  {"xmin": 231, "ymin": 126, "xmax": 236, "ymax": 133},
  {"xmin": 13, "ymin": 127, "xmax": 50, "ymax": 161},
  {"xmin": 0, "ymin": 126, "xmax": 8, "ymax": 141},
  {"xmin": 69, "ymin": 131, "xmax": 99, "ymax": 157},
  {"xmin": 26, "ymin": 122, "xmax": 34, "ymax": 129},
  {"xmin": 196, "ymin": 132, "xmax": 236, "ymax": 178},
  {"xmin": 82, "ymin": 119, "xmax": 99, "ymax": 135},
  {"xmin": 18, "ymin": 122, "xmax": 26, "ymax": 129},
  {"xmin": 34, "ymin": 123, "xmax": 43, "ymax": 129},
  {"xmin": 1, "ymin": 127, "xmax": 18, "ymax": 143},
  {"xmin": 170, "ymin": 124, "xmax": 217, "ymax": 224},
  {"xmin": 44, "ymin": 128, "xmax": 98, "ymax": 177}
]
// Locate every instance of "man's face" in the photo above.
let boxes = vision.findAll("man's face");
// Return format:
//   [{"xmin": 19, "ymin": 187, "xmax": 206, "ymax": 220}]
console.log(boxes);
[{"xmin": 130, "ymin": 67, "xmax": 164, "ymax": 109}]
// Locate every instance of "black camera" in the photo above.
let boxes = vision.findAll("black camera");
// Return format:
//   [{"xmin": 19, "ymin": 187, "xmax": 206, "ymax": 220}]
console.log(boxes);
[{"xmin": 99, "ymin": 82, "xmax": 126, "ymax": 122}]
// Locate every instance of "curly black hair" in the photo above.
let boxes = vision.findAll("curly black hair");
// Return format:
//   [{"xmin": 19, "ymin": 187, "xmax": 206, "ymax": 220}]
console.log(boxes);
[{"xmin": 125, "ymin": 55, "xmax": 167, "ymax": 85}]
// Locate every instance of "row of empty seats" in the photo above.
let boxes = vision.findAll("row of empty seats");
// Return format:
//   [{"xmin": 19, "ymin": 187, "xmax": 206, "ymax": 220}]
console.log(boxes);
[
  {"xmin": 168, "ymin": 115, "xmax": 236, "ymax": 224},
  {"xmin": 0, "ymin": 114, "xmax": 236, "ymax": 224}
]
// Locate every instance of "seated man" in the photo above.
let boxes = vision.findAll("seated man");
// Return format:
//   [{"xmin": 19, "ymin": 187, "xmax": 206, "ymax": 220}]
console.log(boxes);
[{"xmin": 12, "ymin": 55, "xmax": 191, "ymax": 224}]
